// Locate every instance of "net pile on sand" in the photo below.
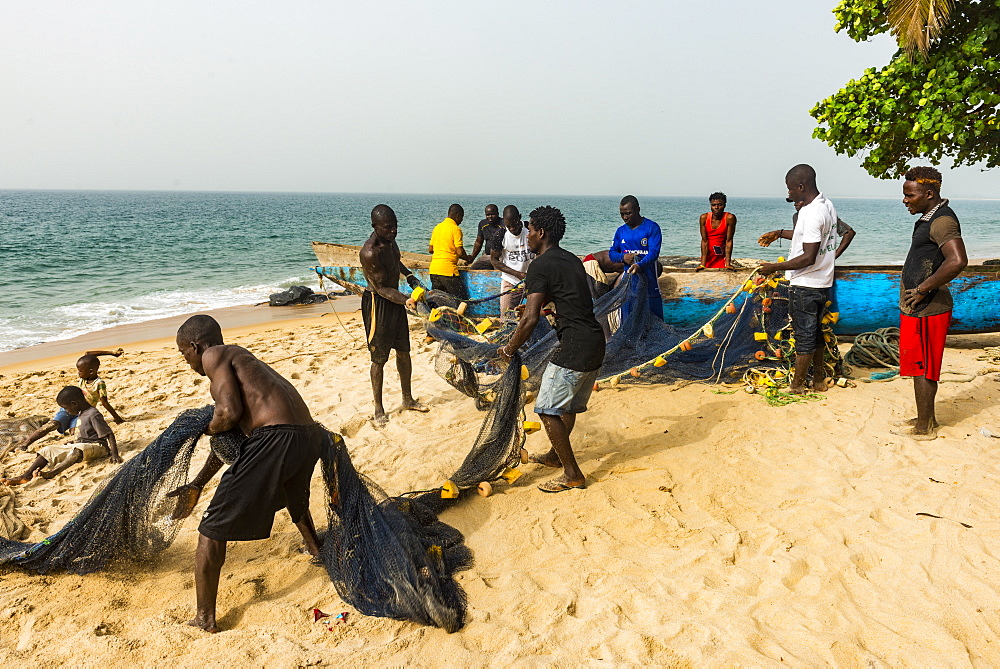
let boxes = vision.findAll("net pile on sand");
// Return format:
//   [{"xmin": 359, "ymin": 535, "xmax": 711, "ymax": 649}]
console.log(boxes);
[{"xmin": 0, "ymin": 406, "xmax": 471, "ymax": 632}]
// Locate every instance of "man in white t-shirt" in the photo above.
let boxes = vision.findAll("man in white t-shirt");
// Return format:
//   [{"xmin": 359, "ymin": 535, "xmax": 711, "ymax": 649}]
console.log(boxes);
[
  {"xmin": 490, "ymin": 205, "xmax": 537, "ymax": 322},
  {"xmin": 758, "ymin": 164, "xmax": 838, "ymax": 394}
]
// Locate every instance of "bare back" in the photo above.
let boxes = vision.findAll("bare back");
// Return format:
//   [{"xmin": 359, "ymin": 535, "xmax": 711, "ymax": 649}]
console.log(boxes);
[{"xmin": 203, "ymin": 344, "xmax": 312, "ymax": 435}]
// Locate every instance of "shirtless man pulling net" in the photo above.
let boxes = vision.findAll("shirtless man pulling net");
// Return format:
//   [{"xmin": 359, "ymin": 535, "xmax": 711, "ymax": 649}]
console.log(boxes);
[{"xmin": 167, "ymin": 314, "xmax": 326, "ymax": 633}]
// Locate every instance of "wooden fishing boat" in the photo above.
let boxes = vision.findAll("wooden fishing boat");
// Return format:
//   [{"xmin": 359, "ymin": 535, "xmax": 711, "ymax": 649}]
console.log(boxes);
[{"xmin": 311, "ymin": 241, "xmax": 1000, "ymax": 335}]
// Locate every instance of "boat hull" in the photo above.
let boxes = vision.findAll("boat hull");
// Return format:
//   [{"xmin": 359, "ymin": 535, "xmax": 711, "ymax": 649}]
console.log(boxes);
[{"xmin": 311, "ymin": 242, "xmax": 1000, "ymax": 335}]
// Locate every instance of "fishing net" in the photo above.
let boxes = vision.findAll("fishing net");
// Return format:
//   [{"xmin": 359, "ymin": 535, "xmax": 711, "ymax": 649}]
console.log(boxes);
[
  {"xmin": 0, "ymin": 406, "xmax": 471, "ymax": 632},
  {"xmin": 320, "ymin": 432, "xmax": 471, "ymax": 631},
  {"xmin": 411, "ymin": 269, "xmax": 853, "ymax": 501},
  {"xmin": 422, "ymin": 270, "xmax": 786, "ymax": 393},
  {"xmin": 0, "ymin": 415, "xmax": 50, "ymax": 460},
  {"xmin": 0, "ymin": 406, "xmax": 215, "ymax": 573}
]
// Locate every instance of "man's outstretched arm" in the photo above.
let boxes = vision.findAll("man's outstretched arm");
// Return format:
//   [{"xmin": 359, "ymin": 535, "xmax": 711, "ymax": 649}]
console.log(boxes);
[
  {"xmin": 167, "ymin": 450, "xmax": 224, "ymax": 519},
  {"xmin": 758, "ymin": 242, "xmax": 820, "ymax": 276},
  {"xmin": 498, "ymin": 292, "xmax": 546, "ymax": 359}
]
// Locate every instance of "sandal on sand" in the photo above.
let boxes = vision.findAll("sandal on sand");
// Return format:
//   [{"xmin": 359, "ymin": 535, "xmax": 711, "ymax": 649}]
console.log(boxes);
[{"xmin": 538, "ymin": 478, "xmax": 585, "ymax": 493}]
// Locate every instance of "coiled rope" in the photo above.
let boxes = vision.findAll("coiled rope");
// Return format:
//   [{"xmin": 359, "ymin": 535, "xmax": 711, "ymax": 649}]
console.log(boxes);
[{"xmin": 844, "ymin": 327, "xmax": 899, "ymax": 369}]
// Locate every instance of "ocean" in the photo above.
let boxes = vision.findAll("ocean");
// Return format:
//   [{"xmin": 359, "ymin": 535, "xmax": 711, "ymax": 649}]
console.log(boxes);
[{"xmin": 1, "ymin": 189, "xmax": 997, "ymax": 353}]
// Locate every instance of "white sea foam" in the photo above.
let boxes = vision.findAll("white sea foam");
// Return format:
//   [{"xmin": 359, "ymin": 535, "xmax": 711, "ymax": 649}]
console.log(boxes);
[{"xmin": 0, "ymin": 274, "xmax": 340, "ymax": 353}]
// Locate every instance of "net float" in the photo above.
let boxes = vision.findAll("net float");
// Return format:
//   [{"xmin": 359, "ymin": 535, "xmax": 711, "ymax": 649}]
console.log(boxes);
[
  {"xmin": 520, "ymin": 447, "xmax": 529, "ymax": 464},
  {"xmin": 702, "ymin": 323, "xmax": 714, "ymax": 338},
  {"xmin": 680, "ymin": 340, "xmax": 693, "ymax": 351},
  {"xmin": 441, "ymin": 480, "xmax": 459, "ymax": 499},
  {"xmin": 762, "ymin": 306, "xmax": 772, "ymax": 313},
  {"xmin": 429, "ymin": 307, "xmax": 443, "ymax": 322},
  {"xmin": 754, "ymin": 332, "xmax": 768, "ymax": 341},
  {"xmin": 762, "ymin": 298, "xmax": 773, "ymax": 307},
  {"xmin": 475, "ymin": 318, "xmax": 493, "ymax": 334},
  {"xmin": 725, "ymin": 303, "xmax": 737, "ymax": 314},
  {"xmin": 477, "ymin": 481, "xmax": 493, "ymax": 497},
  {"xmin": 523, "ymin": 420, "xmax": 541, "ymax": 434},
  {"xmin": 593, "ymin": 382, "xmax": 600, "ymax": 391},
  {"xmin": 410, "ymin": 286, "xmax": 426, "ymax": 302},
  {"xmin": 630, "ymin": 368, "xmax": 641, "ymax": 378},
  {"xmin": 753, "ymin": 275, "xmax": 766, "ymax": 286},
  {"xmin": 755, "ymin": 350, "xmax": 766, "ymax": 360},
  {"xmin": 654, "ymin": 356, "xmax": 667, "ymax": 367},
  {"xmin": 520, "ymin": 365, "xmax": 529, "ymax": 380},
  {"xmin": 501, "ymin": 467, "xmax": 522, "ymax": 484},
  {"xmin": 610, "ymin": 376, "xmax": 621, "ymax": 387},
  {"xmin": 456, "ymin": 302, "xmax": 468, "ymax": 315}
]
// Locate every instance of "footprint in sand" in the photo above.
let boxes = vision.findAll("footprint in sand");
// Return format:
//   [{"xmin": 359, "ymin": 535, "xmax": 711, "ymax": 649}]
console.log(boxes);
[
  {"xmin": 782, "ymin": 558, "xmax": 810, "ymax": 590},
  {"xmin": 340, "ymin": 415, "xmax": 368, "ymax": 438}
]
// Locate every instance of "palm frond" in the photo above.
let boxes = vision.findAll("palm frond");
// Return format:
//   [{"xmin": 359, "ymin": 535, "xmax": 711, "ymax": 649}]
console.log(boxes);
[{"xmin": 887, "ymin": 0, "xmax": 955, "ymax": 58}]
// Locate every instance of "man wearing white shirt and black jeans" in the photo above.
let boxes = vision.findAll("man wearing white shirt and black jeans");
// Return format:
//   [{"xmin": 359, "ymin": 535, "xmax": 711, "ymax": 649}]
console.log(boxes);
[{"xmin": 758, "ymin": 164, "xmax": 839, "ymax": 394}]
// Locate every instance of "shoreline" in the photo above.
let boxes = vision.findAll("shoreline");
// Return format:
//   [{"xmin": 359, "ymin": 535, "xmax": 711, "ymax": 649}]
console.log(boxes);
[{"xmin": 0, "ymin": 296, "xmax": 361, "ymax": 373}]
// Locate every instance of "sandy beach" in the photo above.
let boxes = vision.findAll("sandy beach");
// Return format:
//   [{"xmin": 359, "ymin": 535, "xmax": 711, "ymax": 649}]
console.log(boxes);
[{"xmin": 2, "ymin": 303, "xmax": 1000, "ymax": 666}]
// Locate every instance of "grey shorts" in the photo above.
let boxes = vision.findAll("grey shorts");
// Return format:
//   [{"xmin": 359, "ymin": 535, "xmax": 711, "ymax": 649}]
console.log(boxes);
[{"xmin": 534, "ymin": 363, "xmax": 598, "ymax": 416}]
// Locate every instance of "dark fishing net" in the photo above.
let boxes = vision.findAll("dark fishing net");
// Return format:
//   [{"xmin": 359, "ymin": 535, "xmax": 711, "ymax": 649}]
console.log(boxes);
[
  {"xmin": 320, "ymin": 432, "xmax": 471, "ymax": 632},
  {"xmin": 422, "ymin": 270, "xmax": 787, "ymax": 391},
  {"xmin": 0, "ymin": 406, "xmax": 217, "ymax": 573},
  {"xmin": 0, "ymin": 406, "xmax": 472, "ymax": 632}
]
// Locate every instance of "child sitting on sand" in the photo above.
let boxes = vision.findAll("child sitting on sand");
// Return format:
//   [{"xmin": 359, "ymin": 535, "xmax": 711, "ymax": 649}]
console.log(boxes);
[
  {"xmin": 14, "ymin": 349, "xmax": 125, "ymax": 451},
  {"xmin": 1, "ymin": 386, "xmax": 121, "ymax": 485}
]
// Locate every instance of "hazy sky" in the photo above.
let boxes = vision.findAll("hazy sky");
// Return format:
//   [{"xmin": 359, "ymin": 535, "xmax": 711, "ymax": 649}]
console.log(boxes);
[{"xmin": 2, "ymin": 1, "xmax": 996, "ymax": 198}]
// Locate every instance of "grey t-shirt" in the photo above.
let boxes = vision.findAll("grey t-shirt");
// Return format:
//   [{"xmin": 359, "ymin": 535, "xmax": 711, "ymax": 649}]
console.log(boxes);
[{"xmin": 75, "ymin": 406, "xmax": 113, "ymax": 442}]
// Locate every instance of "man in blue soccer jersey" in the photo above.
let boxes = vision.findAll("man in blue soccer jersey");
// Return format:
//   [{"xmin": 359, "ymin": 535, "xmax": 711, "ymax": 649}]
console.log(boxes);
[{"xmin": 608, "ymin": 195, "xmax": 663, "ymax": 320}]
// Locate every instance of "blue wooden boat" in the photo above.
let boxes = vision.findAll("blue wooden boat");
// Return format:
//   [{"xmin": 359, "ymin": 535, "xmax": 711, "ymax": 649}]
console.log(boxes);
[{"xmin": 312, "ymin": 242, "xmax": 1000, "ymax": 335}]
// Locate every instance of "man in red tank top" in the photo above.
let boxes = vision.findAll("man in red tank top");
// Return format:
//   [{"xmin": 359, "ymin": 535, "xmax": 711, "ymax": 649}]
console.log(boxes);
[{"xmin": 698, "ymin": 192, "xmax": 737, "ymax": 269}]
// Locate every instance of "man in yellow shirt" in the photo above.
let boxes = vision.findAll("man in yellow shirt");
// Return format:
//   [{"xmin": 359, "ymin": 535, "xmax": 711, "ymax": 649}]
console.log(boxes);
[{"xmin": 428, "ymin": 203, "xmax": 471, "ymax": 298}]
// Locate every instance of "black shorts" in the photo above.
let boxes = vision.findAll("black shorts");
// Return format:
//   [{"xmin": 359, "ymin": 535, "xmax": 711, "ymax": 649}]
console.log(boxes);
[
  {"xmin": 199, "ymin": 424, "xmax": 325, "ymax": 542},
  {"xmin": 430, "ymin": 274, "xmax": 467, "ymax": 300},
  {"xmin": 789, "ymin": 285, "xmax": 828, "ymax": 355},
  {"xmin": 362, "ymin": 290, "xmax": 410, "ymax": 365}
]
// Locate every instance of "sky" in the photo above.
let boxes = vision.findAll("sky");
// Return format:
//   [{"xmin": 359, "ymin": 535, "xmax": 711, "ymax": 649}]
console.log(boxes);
[{"xmin": 2, "ymin": 0, "xmax": 996, "ymax": 199}]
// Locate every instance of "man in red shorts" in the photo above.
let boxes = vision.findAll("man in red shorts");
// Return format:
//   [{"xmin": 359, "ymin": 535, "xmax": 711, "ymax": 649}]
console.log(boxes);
[{"xmin": 896, "ymin": 166, "xmax": 967, "ymax": 440}]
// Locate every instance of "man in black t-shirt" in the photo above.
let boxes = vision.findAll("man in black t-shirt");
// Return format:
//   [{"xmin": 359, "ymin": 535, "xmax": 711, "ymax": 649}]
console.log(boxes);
[
  {"xmin": 499, "ymin": 206, "xmax": 605, "ymax": 493},
  {"xmin": 469, "ymin": 204, "xmax": 504, "ymax": 270}
]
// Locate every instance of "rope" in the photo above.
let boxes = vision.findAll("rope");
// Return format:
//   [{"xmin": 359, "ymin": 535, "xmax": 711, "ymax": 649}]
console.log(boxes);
[
  {"xmin": 461, "ymin": 282, "xmax": 525, "ymax": 306},
  {"xmin": 977, "ymin": 347, "xmax": 1000, "ymax": 365},
  {"xmin": 844, "ymin": 327, "xmax": 899, "ymax": 369},
  {"xmin": 316, "ymin": 271, "xmax": 361, "ymax": 342},
  {"xmin": 596, "ymin": 268, "xmax": 762, "ymax": 386}
]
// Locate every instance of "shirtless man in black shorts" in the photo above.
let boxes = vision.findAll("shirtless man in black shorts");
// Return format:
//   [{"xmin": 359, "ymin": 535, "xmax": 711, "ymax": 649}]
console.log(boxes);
[
  {"xmin": 360, "ymin": 204, "xmax": 430, "ymax": 427},
  {"xmin": 167, "ymin": 314, "xmax": 326, "ymax": 633}
]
